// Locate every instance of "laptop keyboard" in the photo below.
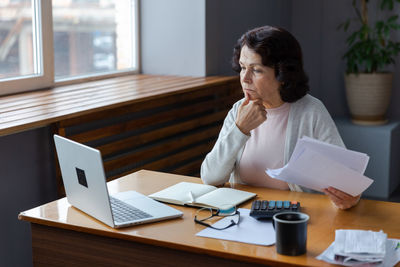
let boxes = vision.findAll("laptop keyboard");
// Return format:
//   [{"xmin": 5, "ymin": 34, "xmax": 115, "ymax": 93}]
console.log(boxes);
[{"xmin": 110, "ymin": 196, "xmax": 152, "ymax": 223}]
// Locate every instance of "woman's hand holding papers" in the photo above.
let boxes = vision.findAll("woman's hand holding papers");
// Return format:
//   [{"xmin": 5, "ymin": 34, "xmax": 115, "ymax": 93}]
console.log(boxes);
[{"xmin": 323, "ymin": 187, "xmax": 361, "ymax": 210}]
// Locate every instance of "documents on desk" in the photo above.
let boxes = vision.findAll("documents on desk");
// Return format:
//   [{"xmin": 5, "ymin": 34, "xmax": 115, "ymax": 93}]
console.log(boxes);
[
  {"xmin": 317, "ymin": 229, "xmax": 400, "ymax": 266},
  {"xmin": 266, "ymin": 137, "xmax": 373, "ymax": 196},
  {"xmin": 196, "ymin": 208, "xmax": 275, "ymax": 246}
]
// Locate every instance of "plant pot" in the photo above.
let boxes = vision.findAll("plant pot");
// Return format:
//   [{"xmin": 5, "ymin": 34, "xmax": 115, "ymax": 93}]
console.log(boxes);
[{"xmin": 344, "ymin": 73, "xmax": 393, "ymax": 125}]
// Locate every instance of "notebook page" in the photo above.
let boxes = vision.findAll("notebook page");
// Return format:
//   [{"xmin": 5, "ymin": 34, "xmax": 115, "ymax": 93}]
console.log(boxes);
[
  {"xmin": 195, "ymin": 188, "xmax": 256, "ymax": 209},
  {"xmin": 149, "ymin": 182, "xmax": 216, "ymax": 205}
]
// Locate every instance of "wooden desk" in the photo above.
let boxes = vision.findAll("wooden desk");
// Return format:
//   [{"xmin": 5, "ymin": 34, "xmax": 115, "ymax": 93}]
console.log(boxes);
[{"xmin": 19, "ymin": 170, "xmax": 400, "ymax": 267}]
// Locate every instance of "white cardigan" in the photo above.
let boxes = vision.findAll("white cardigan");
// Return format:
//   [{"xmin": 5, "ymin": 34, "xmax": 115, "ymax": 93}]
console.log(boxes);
[{"xmin": 200, "ymin": 94, "xmax": 345, "ymax": 192}]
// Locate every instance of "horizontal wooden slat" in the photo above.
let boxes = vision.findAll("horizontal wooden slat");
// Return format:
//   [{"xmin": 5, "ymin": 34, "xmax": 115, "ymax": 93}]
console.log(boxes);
[
  {"xmin": 97, "ymin": 110, "xmax": 227, "ymax": 157},
  {"xmin": 1, "ymin": 78, "xmax": 229, "ymax": 125},
  {"xmin": 58, "ymin": 83, "xmax": 236, "ymax": 129},
  {"xmin": 1, "ymin": 76, "xmax": 209, "ymax": 116},
  {"xmin": 135, "ymin": 142, "xmax": 213, "ymax": 172},
  {"xmin": 0, "ymin": 75, "xmax": 152, "ymax": 110},
  {"xmin": 169, "ymin": 158, "xmax": 204, "ymax": 177},
  {"xmin": 103, "ymin": 126, "xmax": 220, "ymax": 172},
  {"xmin": 1, "ymin": 75, "xmax": 217, "ymax": 110},
  {"xmin": 107, "ymin": 142, "xmax": 214, "ymax": 181},
  {"xmin": 67, "ymin": 92, "xmax": 239, "ymax": 144},
  {"xmin": 0, "ymin": 75, "xmax": 239, "ymax": 136}
]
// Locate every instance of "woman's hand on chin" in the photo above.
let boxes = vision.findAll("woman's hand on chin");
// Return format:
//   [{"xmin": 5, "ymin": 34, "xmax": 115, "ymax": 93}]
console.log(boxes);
[{"xmin": 235, "ymin": 92, "xmax": 267, "ymax": 135}]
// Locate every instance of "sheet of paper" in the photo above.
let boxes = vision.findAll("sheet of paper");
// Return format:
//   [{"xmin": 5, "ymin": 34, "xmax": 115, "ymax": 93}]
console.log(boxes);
[
  {"xmin": 291, "ymin": 137, "xmax": 370, "ymax": 174},
  {"xmin": 196, "ymin": 208, "xmax": 275, "ymax": 246},
  {"xmin": 267, "ymin": 146, "xmax": 373, "ymax": 196}
]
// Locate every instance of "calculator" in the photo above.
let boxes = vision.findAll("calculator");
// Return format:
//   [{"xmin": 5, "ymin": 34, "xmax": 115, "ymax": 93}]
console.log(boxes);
[{"xmin": 249, "ymin": 200, "xmax": 301, "ymax": 219}]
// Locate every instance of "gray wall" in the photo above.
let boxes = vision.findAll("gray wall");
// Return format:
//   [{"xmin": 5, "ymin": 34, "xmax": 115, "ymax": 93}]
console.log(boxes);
[
  {"xmin": 290, "ymin": 1, "xmax": 350, "ymax": 117},
  {"xmin": 0, "ymin": 127, "xmax": 58, "ymax": 267},
  {"xmin": 205, "ymin": 0, "xmax": 292, "ymax": 76},
  {"xmin": 141, "ymin": 0, "xmax": 400, "ymax": 120},
  {"xmin": 290, "ymin": 1, "xmax": 400, "ymax": 119}
]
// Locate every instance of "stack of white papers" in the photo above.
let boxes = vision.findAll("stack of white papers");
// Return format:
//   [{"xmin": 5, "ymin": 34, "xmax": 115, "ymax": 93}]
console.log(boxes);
[
  {"xmin": 317, "ymin": 230, "xmax": 400, "ymax": 266},
  {"xmin": 334, "ymin": 230, "xmax": 387, "ymax": 263},
  {"xmin": 266, "ymin": 137, "xmax": 373, "ymax": 196}
]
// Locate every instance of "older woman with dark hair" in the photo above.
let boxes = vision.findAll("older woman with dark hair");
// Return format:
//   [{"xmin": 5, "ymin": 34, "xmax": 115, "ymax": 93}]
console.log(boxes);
[{"xmin": 201, "ymin": 25, "xmax": 360, "ymax": 210}]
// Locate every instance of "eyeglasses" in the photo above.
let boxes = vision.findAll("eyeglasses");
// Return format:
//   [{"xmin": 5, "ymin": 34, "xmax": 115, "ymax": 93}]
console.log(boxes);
[{"xmin": 194, "ymin": 206, "xmax": 240, "ymax": 230}]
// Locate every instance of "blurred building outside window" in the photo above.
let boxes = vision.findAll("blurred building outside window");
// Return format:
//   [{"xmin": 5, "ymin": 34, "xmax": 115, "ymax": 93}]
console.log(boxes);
[{"xmin": 0, "ymin": 0, "xmax": 139, "ymax": 95}]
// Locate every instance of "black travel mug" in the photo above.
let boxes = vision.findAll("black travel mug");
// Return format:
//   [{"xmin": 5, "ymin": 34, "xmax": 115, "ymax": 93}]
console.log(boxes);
[{"xmin": 273, "ymin": 212, "xmax": 309, "ymax": 256}]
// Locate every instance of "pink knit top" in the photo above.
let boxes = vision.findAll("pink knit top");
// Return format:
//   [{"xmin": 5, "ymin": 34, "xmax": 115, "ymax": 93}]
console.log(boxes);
[{"xmin": 238, "ymin": 102, "xmax": 291, "ymax": 189}]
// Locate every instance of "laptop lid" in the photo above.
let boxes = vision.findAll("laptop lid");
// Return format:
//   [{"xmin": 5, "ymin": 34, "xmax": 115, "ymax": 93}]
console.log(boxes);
[
  {"xmin": 53, "ymin": 134, "xmax": 182, "ymax": 228},
  {"xmin": 54, "ymin": 135, "xmax": 116, "ymax": 227}
]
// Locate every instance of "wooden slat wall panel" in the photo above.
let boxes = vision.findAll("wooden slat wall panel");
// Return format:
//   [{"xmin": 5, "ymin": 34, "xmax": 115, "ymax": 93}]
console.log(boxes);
[
  {"xmin": 97, "ymin": 110, "xmax": 229, "ymax": 158},
  {"xmin": 103, "ymin": 126, "xmax": 221, "ymax": 173},
  {"xmin": 0, "ymin": 75, "xmax": 237, "ymax": 136},
  {"xmin": 30, "ymin": 75, "xmax": 242, "ymax": 196},
  {"xmin": 66, "ymin": 93, "xmax": 235, "ymax": 143},
  {"xmin": 107, "ymin": 142, "xmax": 214, "ymax": 182},
  {"xmin": 57, "ymin": 83, "xmax": 227, "ymax": 129},
  {"xmin": 172, "ymin": 159, "xmax": 204, "ymax": 177}
]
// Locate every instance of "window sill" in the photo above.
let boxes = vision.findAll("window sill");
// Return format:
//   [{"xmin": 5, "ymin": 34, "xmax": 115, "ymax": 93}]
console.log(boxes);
[{"xmin": 0, "ymin": 74, "xmax": 238, "ymax": 137}]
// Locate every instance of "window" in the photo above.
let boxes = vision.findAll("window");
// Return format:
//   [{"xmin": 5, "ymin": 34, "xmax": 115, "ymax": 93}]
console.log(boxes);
[
  {"xmin": 0, "ymin": 0, "xmax": 36, "ymax": 80},
  {"xmin": 0, "ymin": 0, "xmax": 139, "ymax": 96}
]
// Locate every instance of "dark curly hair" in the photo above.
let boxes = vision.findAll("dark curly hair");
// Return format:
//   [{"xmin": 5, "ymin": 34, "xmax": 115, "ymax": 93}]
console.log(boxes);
[{"xmin": 232, "ymin": 26, "xmax": 309, "ymax": 103}]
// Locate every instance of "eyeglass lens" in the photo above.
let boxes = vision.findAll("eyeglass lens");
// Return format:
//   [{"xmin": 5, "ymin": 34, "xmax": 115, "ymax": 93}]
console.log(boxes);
[{"xmin": 195, "ymin": 208, "xmax": 240, "ymax": 230}]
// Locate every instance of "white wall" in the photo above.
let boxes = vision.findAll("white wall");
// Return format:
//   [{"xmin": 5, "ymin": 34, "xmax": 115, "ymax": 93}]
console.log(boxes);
[{"xmin": 140, "ymin": 0, "xmax": 206, "ymax": 76}]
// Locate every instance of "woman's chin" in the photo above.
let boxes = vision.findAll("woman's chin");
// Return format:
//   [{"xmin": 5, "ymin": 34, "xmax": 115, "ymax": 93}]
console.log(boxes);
[{"xmin": 243, "ymin": 90, "xmax": 256, "ymax": 100}]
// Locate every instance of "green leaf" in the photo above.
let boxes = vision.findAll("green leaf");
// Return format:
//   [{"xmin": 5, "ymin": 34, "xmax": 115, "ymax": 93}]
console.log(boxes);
[
  {"xmin": 376, "ymin": 20, "xmax": 384, "ymax": 31},
  {"xmin": 342, "ymin": 0, "xmax": 400, "ymax": 73},
  {"xmin": 338, "ymin": 19, "xmax": 351, "ymax": 31},
  {"xmin": 344, "ymin": 20, "xmax": 351, "ymax": 31},
  {"xmin": 388, "ymin": 15, "xmax": 398, "ymax": 23},
  {"xmin": 347, "ymin": 32, "xmax": 358, "ymax": 45},
  {"xmin": 384, "ymin": 25, "xmax": 390, "ymax": 38},
  {"xmin": 380, "ymin": 0, "xmax": 394, "ymax": 10}
]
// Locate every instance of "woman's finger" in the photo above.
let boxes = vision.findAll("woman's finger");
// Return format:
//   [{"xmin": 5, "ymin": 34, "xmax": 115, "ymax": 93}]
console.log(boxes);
[
  {"xmin": 242, "ymin": 91, "xmax": 250, "ymax": 105},
  {"xmin": 326, "ymin": 187, "xmax": 353, "ymax": 200}
]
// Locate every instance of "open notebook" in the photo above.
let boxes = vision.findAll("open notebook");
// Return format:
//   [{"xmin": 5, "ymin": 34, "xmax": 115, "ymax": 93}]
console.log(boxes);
[{"xmin": 149, "ymin": 182, "xmax": 256, "ymax": 210}]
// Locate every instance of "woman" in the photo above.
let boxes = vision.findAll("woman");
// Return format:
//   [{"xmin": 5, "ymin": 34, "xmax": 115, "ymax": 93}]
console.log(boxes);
[{"xmin": 200, "ymin": 26, "xmax": 360, "ymax": 210}]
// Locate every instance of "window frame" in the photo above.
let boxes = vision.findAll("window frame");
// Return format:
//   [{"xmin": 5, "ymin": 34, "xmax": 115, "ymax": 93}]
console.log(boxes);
[{"xmin": 0, "ymin": 0, "xmax": 140, "ymax": 96}]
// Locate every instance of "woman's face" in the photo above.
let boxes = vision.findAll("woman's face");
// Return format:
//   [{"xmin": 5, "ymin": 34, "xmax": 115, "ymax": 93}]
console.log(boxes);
[{"xmin": 239, "ymin": 45, "xmax": 282, "ymax": 108}]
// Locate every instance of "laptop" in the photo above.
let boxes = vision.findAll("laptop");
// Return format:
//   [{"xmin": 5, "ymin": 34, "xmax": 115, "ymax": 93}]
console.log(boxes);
[{"xmin": 53, "ymin": 134, "xmax": 183, "ymax": 228}]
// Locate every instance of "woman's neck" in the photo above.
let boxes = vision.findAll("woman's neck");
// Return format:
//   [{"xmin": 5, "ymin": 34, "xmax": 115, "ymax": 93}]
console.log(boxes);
[{"xmin": 263, "ymin": 98, "xmax": 284, "ymax": 109}]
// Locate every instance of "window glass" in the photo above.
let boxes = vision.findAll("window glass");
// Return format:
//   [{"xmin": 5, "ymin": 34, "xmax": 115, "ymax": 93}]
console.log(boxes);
[
  {"xmin": 52, "ymin": 0, "xmax": 137, "ymax": 80},
  {"xmin": 0, "ymin": 0, "xmax": 37, "ymax": 80}
]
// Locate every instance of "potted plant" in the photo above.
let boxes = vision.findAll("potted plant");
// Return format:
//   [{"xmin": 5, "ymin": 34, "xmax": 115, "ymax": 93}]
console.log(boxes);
[{"xmin": 339, "ymin": 0, "xmax": 400, "ymax": 125}]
